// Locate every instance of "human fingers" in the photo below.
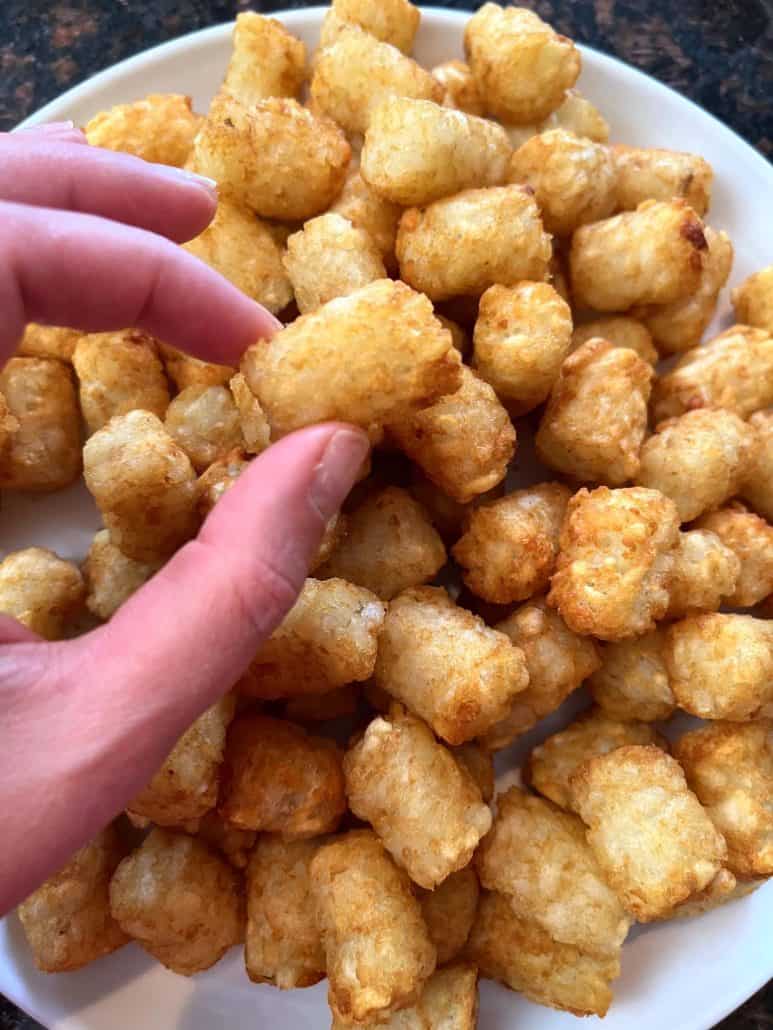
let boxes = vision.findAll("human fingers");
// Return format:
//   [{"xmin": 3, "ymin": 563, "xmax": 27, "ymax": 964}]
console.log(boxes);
[{"xmin": 14, "ymin": 121, "xmax": 87, "ymax": 145}]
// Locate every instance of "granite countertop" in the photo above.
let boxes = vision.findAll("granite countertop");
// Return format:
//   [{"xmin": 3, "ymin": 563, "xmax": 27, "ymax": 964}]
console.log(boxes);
[{"xmin": 0, "ymin": 0, "xmax": 771, "ymax": 1028}]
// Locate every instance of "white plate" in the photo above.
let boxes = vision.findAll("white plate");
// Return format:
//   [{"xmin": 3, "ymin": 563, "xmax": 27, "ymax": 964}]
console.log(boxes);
[{"xmin": 2, "ymin": 7, "xmax": 772, "ymax": 1029}]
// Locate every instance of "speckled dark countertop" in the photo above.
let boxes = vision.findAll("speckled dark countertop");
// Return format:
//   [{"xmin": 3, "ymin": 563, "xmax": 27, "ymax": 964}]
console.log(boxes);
[{"xmin": 0, "ymin": 1, "xmax": 772, "ymax": 1028}]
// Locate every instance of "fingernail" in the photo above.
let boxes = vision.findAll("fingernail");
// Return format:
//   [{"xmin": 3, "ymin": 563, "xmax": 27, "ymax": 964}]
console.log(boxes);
[
  {"xmin": 309, "ymin": 429, "xmax": 370, "ymax": 523},
  {"xmin": 153, "ymin": 163, "xmax": 218, "ymax": 199},
  {"xmin": 19, "ymin": 120, "xmax": 75, "ymax": 133}
]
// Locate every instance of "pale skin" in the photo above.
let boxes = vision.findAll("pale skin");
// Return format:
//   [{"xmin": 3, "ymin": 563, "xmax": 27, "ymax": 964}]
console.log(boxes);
[{"xmin": 0, "ymin": 124, "xmax": 370, "ymax": 914}]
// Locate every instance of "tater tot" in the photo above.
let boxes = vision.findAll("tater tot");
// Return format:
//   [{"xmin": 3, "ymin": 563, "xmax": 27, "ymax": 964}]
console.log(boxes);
[
  {"xmin": 83, "ymin": 410, "xmax": 199, "ymax": 562},
  {"xmin": 320, "ymin": 0, "xmax": 420, "ymax": 54},
  {"xmin": 431, "ymin": 60, "xmax": 485, "ymax": 116},
  {"xmin": 18, "ymin": 324, "xmax": 79, "ymax": 363},
  {"xmin": 464, "ymin": 4, "xmax": 580, "ymax": 124},
  {"xmin": 83, "ymin": 529, "xmax": 160, "ymax": 620},
  {"xmin": 571, "ymin": 315, "xmax": 658, "ymax": 364},
  {"xmin": 344, "ymin": 708, "xmax": 492, "ymax": 888},
  {"xmin": 0, "ymin": 357, "xmax": 80, "ymax": 491},
  {"xmin": 743, "ymin": 410, "xmax": 773, "ymax": 522},
  {"xmin": 674, "ymin": 721, "xmax": 773, "ymax": 877},
  {"xmin": 283, "ymin": 213, "xmax": 385, "ymax": 314},
  {"xmin": 284, "ymin": 683, "xmax": 360, "ymax": 722},
  {"xmin": 732, "ymin": 264, "xmax": 773, "ymax": 334},
  {"xmin": 695, "ymin": 506, "xmax": 773, "ymax": 608},
  {"xmin": 183, "ymin": 197, "xmax": 293, "ymax": 313},
  {"xmin": 536, "ymin": 340, "xmax": 652, "ymax": 485},
  {"xmin": 159, "ymin": 343, "xmax": 234, "ymax": 392},
  {"xmin": 572, "ymin": 745, "xmax": 728, "ymax": 921},
  {"xmin": 637, "ymin": 408, "xmax": 755, "ymax": 522},
  {"xmin": 418, "ymin": 867, "xmax": 479, "ymax": 965},
  {"xmin": 245, "ymin": 837, "xmax": 325, "ymax": 988},
  {"xmin": 652, "ymin": 324, "xmax": 773, "ymax": 421},
  {"xmin": 332, "ymin": 964, "xmax": 479, "ymax": 1030},
  {"xmin": 397, "ymin": 185, "xmax": 552, "ymax": 300},
  {"xmin": 467, "ymin": 891, "xmax": 618, "ymax": 1018},
  {"xmin": 311, "ymin": 830, "xmax": 436, "ymax": 1024},
  {"xmin": 635, "ymin": 227, "xmax": 733, "ymax": 355},
  {"xmin": 18, "ymin": 826, "xmax": 129, "ymax": 972},
  {"xmin": 525, "ymin": 707, "xmax": 665, "ymax": 809},
  {"xmin": 317, "ymin": 486, "xmax": 445, "ymax": 600},
  {"xmin": 408, "ymin": 467, "xmax": 502, "ymax": 541},
  {"xmin": 540, "ymin": 88, "xmax": 609, "ymax": 141},
  {"xmin": 196, "ymin": 448, "xmax": 249, "ymax": 517},
  {"xmin": 453, "ymin": 743, "xmax": 495, "ymax": 803},
  {"xmin": 453, "ymin": 483, "xmax": 570, "ymax": 604},
  {"xmin": 374, "ymin": 586, "xmax": 530, "ymax": 745},
  {"xmin": 665, "ymin": 613, "xmax": 773, "ymax": 720},
  {"xmin": 310, "ymin": 25, "xmax": 440, "ymax": 135},
  {"xmin": 508, "ymin": 129, "xmax": 617, "ymax": 236},
  {"xmin": 227, "ymin": 373, "xmax": 270, "ymax": 456},
  {"xmin": 195, "ymin": 810, "xmax": 256, "ymax": 869},
  {"xmin": 476, "ymin": 788, "xmax": 631, "ymax": 956},
  {"xmin": 548, "ymin": 486, "xmax": 680, "ymax": 640},
  {"xmin": 0, "ymin": 547, "xmax": 84, "ymax": 640},
  {"xmin": 128, "ymin": 697, "xmax": 235, "ymax": 827},
  {"xmin": 164, "ymin": 385, "xmax": 243, "ymax": 473},
  {"xmin": 390, "ymin": 366, "xmax": 515, "ymax": 504},
  {"xmin": 662, "ymin": 872, "xmax": 766, "ymax": 920},
  {"xmin": 329, "ymin": 165, "xmax": 403, "ymax": 269},
  {"xmin": 472, "ymin": 281, "xmax": 572, "ymax": 414},
  {"xmin": 222, "ymin": 13, "xmax": 306, "ymax": 106},
  {"xmin": 666, "ymin": 529, "xmax": 740, "ymax": 618},
  {"xmin": 241, "ymin": 279, "xmax": 461, "ymax": 443},
  {"xmin": 193, "ymin": 92, "xmax": 350, "ymax": 221},
  {"xmin": 588, "ymin": 629, "xmax": 675, "ymax": 722},
  {"xmin": 219, "ymin": 713, "xmax": 346, "ymax": 836},
  {"xmin": 109, "ymin": 828, "xmax": 243, "ymax": 975},
  {"xmin": 612, "ymin": 145, "xmax": 713, "ymax": 215},
  {"xmin": 85, "ymin": 93, "xmax": 200, "ymax": 166},
  {"xmin": 241, "ymin": 578, "xmax": 385, "ymax": 698},
  {"xmin": 569, "ymin": 199, "xmax": 706, "ymax": 311},
  {"xmin": 361, "ymin": 97, "xmax": 511, "ymax": 207},
  {"xmin": 72, "ymin": 330, "xmax": 169, "ymax": 435}
]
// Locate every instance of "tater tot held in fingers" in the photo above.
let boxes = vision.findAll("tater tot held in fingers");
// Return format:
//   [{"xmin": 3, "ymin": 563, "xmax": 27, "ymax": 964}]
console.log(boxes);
[{"xmin": 83, "ymin": 530, "xmax": 161, "ymax": 620}]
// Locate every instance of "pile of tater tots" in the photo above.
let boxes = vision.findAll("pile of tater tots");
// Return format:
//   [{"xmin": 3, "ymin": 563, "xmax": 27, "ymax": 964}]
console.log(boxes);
[{"xmin": 7, "ymin": 0, "xmax": 773, "ymax": 1024}]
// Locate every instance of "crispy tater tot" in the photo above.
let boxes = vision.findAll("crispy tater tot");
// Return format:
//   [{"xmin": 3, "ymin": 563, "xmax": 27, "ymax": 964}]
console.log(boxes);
[
  {"xmin": 525, "ymin": 707, "xmax": 665, "ymax": 809},
  {"xmin": 0, "ymin": 547, "xmax": 84, "ymax": 640},
  {"xmin": 18, "ymin": 825, "xmax": 129, "ymax": 972},
  {"xmin": 310, "ymin": 25, "xmax": 440, "ymax": 135},
  {"xmin": 588, "ymin": 628, "xmax": 675, "ymax": 722},
  {"xmin": 743, "ymin": 411, "xmax": 773, "ymax": 522},
  {"xmin": 665, "ymin": 613, "xmax": 773, "ymax": 721},
  {"xmin": 72, "ymin": 330, "xmax": 170, "ymax": 435},
  {"xmin": 569, "ymin": 199, "xmax": 706, "ymax": 311},
  {"xmin": 612, "ymin": 145, "xmax": 713, "ymax": 215},
  {"xmin": 241, "ymin": 578, "xmax": 385, "ymax": 699},
  {"xmin": 311, "ymin": 830, "xmax": 436, "ymax": 1024},
  {"xmin": 453, "ymin": 743, "xmax": 495, "ymax": 802},
  {"xmin": 329, "ymin": 165, "xmax": 403, "ymax": 269},
  {"xmin": 417, "ymin": 867, "xmax": 479, "ymax": 965},
  {"xmin": 83, "ymin": 410, "xmax": 199, "ymax": 562},
  {"xmin": 242, "ymin": 279, "xmax": 461, "ymax": 443},
  {"xmin": 472, "ymin": 282, "xmax": 572, "ymax": 414},
  {"xmin": 344, "ymin": 708, "xmax": 492, "ymax": 888},
  {"xmin": 732, "ymin": 264, "xmax": 773, "ymax": 334},
  {"xmin": 464, "ymin": 4, "xmax": 580, "ymax": 124},
  {"xmin": 183, "ymin": 197, "xmax": 293, "ymax": 313},
  {"xmin": 453, "ymin": 483, "xmax": 570, "ymax": 604},
  {"xmin": 571, "ymin": 316, "xmax": 658, "ymax": 364},
  {"xmin": 476, "ymin": 787, "xmax": 631, "ymax": 956},
  {"xmin": 193, "ymin": 92, "xmax": 350, "ymax": 221},
  {"xmin": 674, "ymin": 721, "xmax": 773, "ymax": 877},
  {"xmin": 361, "ymin": 97, "xmax": 511, "ymax": 207},
  {"xmin": 390, "ymin": 366, "xmax": 515, "ymax": 504},
  {"xmin": 85, "ymin": 93, "xmax": 200, "ymax": 166},
  {"xmin": 634, "ymin": 227, "xmax": 733, "ymax": 355},
  {"xmin": 285, "ymin": 683, "xmax": 360, "ymax": 722},
  {"xmin": 222, "ymin": 12, "xmax": 306, "ymax": 106},
  {"xmin": 320, "ymin": 0, "xmax": 421, "ymax": 54},
  {"xmin": 397, "ymin": 185, "xmax": 552, "ymax": 301},
  {"xmin": 536, "ymin": 340, "xmax": 652, "ymax": 485},
  {"xmin": 467, "ymin": 891, "xmax": 618, "ymax": 1018},
  {"xmin": 431, "ymin": 60, "xmax": 485, "ymax": 116},
  {"xmin": 572, "ymin": 745, "xmax": 728, "ymax": 920},
  {"xmin": 637, "ymin": 408, "xmax": 755, "ymax": 522},
  {"xmin": 164, "ymin": 385, "xmax": 243, "ymax": 473},
  {"xmin": 694, "ymin": 505, "xmax": 773, "ymax": 608},
  {"xmin": 548, "ymin": 486, "xmax": 680, "ymax": 640},
  {"xmin": 228, "ymin": 373, "xmax": 270, "ymax": 455},
  {"xmin": 508, "ymin": 129, "xmax": 617, "ymax": 236},
  {"xmin": 196, "ymin": 448, "xmax": 249, "ymax": 517},
  {"xmin": 660, "ymin": 871, "xmax": 765, "ymax": 920},
  {"xmin": 195, "ymin": 811, "xmax": 256, "ymax": 869},
  {"xmin": 374, "ymin": 586, "xmax": 530, "ymax": 745},
  {"xmin": 540, "ymin": 88, "xmax": 609, "ymax": 141},
  {"xmin": 0, "ymin": 356, "xmax": 80, "ymax": 491},
  {"xmin": 219, "ymin": 713, "xmax": 346, "ymax": 836},
  {"xmin": 283, "ymin": 213, "xmax": 386, "ymax": 314},
  {"xmin": 83, "ymin": 529, "xmax": 160, "ymax": 620},
  {"xmin": 245, "ymin": 837, "xmax": 325, "ymax": 989},
  {"xmin": 317, "ymin": 486, "xmax": 446, "ymax": 600},
  {"xmin": 128, "ymin": 696, "xmax": 235, "ymax": 827},
  {"xmin": 18, "ymin": 324, "xmax": 79, "ymax": 363},
  {"xmin": 109, "ymin": 828, "xmax": 243, "ymax": 975},
  {"xmin": 159, "ymin": 343, "xmax": 234, "ymax": 392},
  {"xmin": 666, "ymin": 528, "xmax": 741, "ymax": 618},
  {"xmin": 652, "ymin": 324, "xmax": 773, "ymax": 422}
]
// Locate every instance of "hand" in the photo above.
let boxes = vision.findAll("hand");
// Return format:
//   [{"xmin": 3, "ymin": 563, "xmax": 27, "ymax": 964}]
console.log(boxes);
[{"xmin": 0, "ymin": 124, "xmax": 369, "ymax": 914}]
